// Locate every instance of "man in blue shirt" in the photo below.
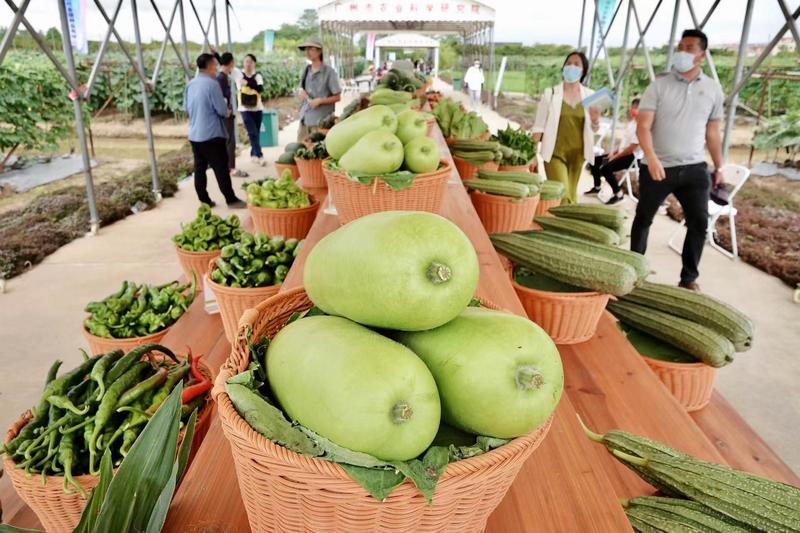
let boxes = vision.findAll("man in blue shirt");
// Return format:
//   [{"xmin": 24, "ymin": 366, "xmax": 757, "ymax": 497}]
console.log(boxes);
[{"xmin": 183, "ymin": 53, "xmax": 244, "ymax": 208}]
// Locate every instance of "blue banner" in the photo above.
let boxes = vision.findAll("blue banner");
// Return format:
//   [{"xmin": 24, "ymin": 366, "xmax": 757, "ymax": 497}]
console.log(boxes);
[
  {"xmin": 263, "ymin": 30, "xmax": 275, "ymax": 54},
  {"xmin": 64, "ymin": 0, "xmax": 88, "ymax": 54}
]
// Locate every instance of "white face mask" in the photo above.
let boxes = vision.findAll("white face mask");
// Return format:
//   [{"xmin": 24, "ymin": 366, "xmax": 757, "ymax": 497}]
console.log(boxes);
[{"xmin": 673, "ymin": 51, "xmax": 697, "ymax": 73}]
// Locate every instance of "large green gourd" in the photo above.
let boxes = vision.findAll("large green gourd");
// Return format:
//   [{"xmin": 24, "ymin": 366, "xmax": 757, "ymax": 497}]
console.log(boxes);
[
  {"xmin": 267, "ymin": 315, "xmax": 441, "ymax": 461},
  {"xmin": 325, "ymin": 105, "xmax": 398, "ymax": 159},
  {"xmin": 304, "ymin": 211, "xmax": 479, "ymax": 331},
  {"xmin": 338, "ymin": 129, "xmax": 405, "ymax": 175},
  {"xmin": 394, "ymin": 307, "xmax": 563, "ymax": 438}
]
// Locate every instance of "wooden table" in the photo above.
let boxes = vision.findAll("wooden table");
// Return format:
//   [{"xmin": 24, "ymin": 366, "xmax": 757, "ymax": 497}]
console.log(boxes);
[{"xmin": 2, "ymin": 125, "xmax": 797, "ymax": 532}]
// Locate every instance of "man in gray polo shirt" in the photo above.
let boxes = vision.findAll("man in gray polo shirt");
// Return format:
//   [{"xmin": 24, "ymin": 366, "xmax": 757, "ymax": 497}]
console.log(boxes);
[
  {"xmin": 632, "ymin": 28, "xmax": 725, "ymax": 291},
  {"xmin": 297, "ymin": 37, "xmax": 342, "ymax": 142}
]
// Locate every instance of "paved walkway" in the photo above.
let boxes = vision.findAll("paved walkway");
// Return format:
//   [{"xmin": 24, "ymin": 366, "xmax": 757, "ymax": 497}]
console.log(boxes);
[{"xmin": 1, "ymin": 86, "xmax": 798, "ymax": 473}]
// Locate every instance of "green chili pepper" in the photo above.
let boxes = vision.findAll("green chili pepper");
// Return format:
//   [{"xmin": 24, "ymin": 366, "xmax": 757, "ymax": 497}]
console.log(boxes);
[
  {"xmin": 45, "ymin": 360, "xmax": 63, "ymax": 385},
  {"xmin": 32, "ymin": 354, "xmax": 101, "ymax": 419},
  {"xmin": 59, "ymin": 431, "xmax": 86, "ymax": 497},
  {"xmin": 120, "ymin": 428, "xmax": 138, "ymax": 457},
  {"xmin": 104, "ymin": 343, "xmax": 177, "ymax": 387},
  {"xmin": 89, "ymin": 349, "xmax": 124, "ymax": 401},
  {"xmin": 47, "ymin": 395, "xmax": 89, "ymax": 416},
  {"xmin": 145, "ymin": 362, "xmax": 190, "ymax": 415},
  {"xmin": 117, "ymin": 367, "xmax": 168, "ymax": 407},
  {"xmin": 90, "ymin": 361, "xmax": 148, "ymax": 455}
]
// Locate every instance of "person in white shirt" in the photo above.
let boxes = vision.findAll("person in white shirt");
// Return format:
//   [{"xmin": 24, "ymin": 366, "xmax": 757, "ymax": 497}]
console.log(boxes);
[
  {"xmin": 464, "ymin": 60, "xmax": 484, "ymax": 109},
  {"xmin": 587, "ymin": 98, "xmax": 643, "ymax": 204}
]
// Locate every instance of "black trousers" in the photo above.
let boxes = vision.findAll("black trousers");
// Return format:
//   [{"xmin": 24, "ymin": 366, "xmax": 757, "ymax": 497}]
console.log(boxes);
[
  {"xmin": 222, "ymin": 115, "xmax": 236, "ymax": 169},
  {"xmin": 589, "ymin": 154, "xmax": 635, "ymax": 193},
  {"xmin": 190, "ymin": 138, "xmax": 238, "ymax": 204},
  {"xmin": 631, "ymin": 162, "xmax": 711, "ymax": 283}
]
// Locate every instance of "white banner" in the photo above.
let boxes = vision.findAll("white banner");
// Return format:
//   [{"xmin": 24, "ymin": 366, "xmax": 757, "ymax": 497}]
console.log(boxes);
[
  {"xmin": 64, "ymin": 0, "xmax": 88, "ymax": 54},
  {"xmin": 365, "ymin": 32, "xmax": 376, "ymax": 61},
  {"xmin": 318, "ymin": 0, "xmax": 495, "ymax": 22}
]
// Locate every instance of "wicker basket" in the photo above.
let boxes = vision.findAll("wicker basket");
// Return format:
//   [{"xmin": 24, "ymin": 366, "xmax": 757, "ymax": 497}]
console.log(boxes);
[
  {"xmin": 643, "ymin": 358, "xmax": 717, "ymax": 412},
  {"xmin": 534, "ymin": 197, "xmax": 562, "ymax": 217},
  {"xmin": 274, "ymin": 162, "xmax": 300, "ymax": 181},
  {"xmin": 206, "ymin": 259, "xmax": 281, "ymax": 343},
  {"xmin": 294, "ymin": 157, "xmax": 327, "ymax": 189},
  {"xmin": 213, "ymin": 287, "xmax": 553, "ymax": 533},
  {"xmin": 512, "ymin": 281, "xmax": 610, "ymax": 344},
  {"xmin": 248, "ymin": 199, "xmax": 319, "ymax": 240},
  {"xmin": 175, "ymin": 246, "xmax": 220, "ymax": 292},
  {"xmin": 470, "ymin": 191, "xmax": 539, "ymax": 234},
  {"xmin": 453, "ymin": 157, "xmax": 499, "ymax": 181},
  {"xmin": 82, "ymin": 323, "xmax": 173, "ymax": 355},
  {"xmin": 3, "ymin": 356, "xmax": 214, "ymax": 533},
  {"xmin": 324, "ymin": 160, "xmax": 452, "ymax": 224}
]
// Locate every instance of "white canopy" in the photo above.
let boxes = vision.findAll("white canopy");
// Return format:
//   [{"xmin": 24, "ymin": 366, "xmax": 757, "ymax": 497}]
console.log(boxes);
[{"xmin": 374, "ymin": 33, "xmax": 440, "ymax": 49}]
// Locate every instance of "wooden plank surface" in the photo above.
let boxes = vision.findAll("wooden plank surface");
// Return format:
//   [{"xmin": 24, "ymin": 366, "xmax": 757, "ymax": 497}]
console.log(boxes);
[{"xmin": 2, "ymin": 124, "xmax": 797, "ymax": 532}]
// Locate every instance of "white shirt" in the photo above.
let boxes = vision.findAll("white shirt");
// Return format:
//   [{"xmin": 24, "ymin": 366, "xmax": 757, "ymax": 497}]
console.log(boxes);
[
  {"xmin": 464, "ymin": 66, "xmax": 484, "ymax": 90},
  {"xmin": 531, "ymin": 83, "xmax": 596, "ymax": 164},
  {"xmin": 620, "ymin": 120, "xmax": 644, "ymax": 160}
]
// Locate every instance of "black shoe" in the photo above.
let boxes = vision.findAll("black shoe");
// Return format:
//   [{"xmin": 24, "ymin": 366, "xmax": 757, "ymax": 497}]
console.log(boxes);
[
  {"xmin": 605, "ymin": 194, "xmax": 624, "ymax": 205},
  {"xmin": 226, "ymin": 199, "xmax": 247, "ymax": 209},
  {"xmin": 678, "ymin": 281, "xmax": 701, "ymax": 292},
  {"xmin": 200, "ymin": 199, "xmax": 216, "ymax": 208},
  {"xmin": 583, "ymin": 187, "xmax": 601, "ymax": 196}
]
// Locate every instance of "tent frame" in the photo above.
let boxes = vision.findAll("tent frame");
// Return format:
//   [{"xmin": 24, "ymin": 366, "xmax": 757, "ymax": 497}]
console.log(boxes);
[
  {"xmin": 0, "ymin": 0, "xmax": 236, "ymax": 234},
  {"xmin": 577, "ymin": 0, "xmax": 799, "ymax": 159}
]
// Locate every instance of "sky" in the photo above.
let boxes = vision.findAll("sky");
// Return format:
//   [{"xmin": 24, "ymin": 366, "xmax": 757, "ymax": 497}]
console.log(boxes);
[{"xmin": 1, "ymin": 0, "xmax": 793, "ymax": 49}]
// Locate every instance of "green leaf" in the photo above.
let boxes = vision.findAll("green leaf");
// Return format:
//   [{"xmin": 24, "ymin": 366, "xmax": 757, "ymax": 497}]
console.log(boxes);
[
  {"xmin": 391, "ymin": 446, "xmax": 450, "ymax": 505},
  {"xmin": 340, "ymin": 464, "xmax": 406, "ymax": 501},
  {"xmin": 145, "ymin": 408, "xmax": 197, "ymax": 533},
  {"xmin": 225, "ymin": 382, "xmax": 320, "ymax": 456},
  {"xmin": 299, "ymin": 427, "xmax": 390, "ymax": 469},
  {"xmin": 0, "ymin": 525, "xmax": 43, "ymax": 532},
  {"xmin": 73, "ymin": 449, "xmax": 113, "ymax": 533},
  {"xmin": 92, "ymin": 383, "xmax": 183, "ymax": 532}
]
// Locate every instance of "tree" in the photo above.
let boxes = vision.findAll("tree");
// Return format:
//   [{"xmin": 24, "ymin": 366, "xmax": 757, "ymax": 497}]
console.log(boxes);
[{"xmin": 297, "ymin": 9, "xmax": 318, "ymax": 33}]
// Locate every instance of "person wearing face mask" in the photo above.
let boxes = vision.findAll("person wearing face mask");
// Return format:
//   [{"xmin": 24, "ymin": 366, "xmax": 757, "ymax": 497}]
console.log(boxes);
[
  {"xmin": 587, "ymin": 98, "xmax": 642, "ymax": 204},
  {"xmin": 464, "ymin": 60, "xmax": 484, "ymax": 109},
  {"xmin": 532, "ymin": 51, "xmax": 601, "ymax": 204},
  {"xmin": 632, "ymin": 29, "xmax": 725, "ymax": 291},
  {"xmin": 297, "ymin": 37, "xmax": 342, "ymax": 142}
]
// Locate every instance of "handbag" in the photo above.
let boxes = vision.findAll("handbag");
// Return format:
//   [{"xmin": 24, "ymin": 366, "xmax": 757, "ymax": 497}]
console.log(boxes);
[{"xmin": 240, "ymin": 86, "xmax": 258, "ymax": 108}]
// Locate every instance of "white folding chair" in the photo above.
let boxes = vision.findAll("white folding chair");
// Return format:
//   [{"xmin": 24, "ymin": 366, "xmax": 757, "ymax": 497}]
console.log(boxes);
[
  {"xmin": 667, "ymin": 164, "xmax": 751, "ymax": 260},
  {"xmin": 620, "ymin": 158, "xmax": 639, "ymax": 203}
]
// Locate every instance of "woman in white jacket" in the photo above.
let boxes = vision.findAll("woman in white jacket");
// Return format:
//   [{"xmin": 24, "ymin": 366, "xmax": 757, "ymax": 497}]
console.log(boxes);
[{"xmin": 531, "ymin": 52, "xmax": 600, "ymax": 203}]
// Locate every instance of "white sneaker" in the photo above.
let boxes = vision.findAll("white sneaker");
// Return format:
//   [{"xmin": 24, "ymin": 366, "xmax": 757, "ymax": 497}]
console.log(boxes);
[
  {"xmin": 257, "ymin": 157, "xmax": 266, "ymax": 167},
  {"xmin": 250, "ymin": 156, "xmax": 259, "ymax": 165}
]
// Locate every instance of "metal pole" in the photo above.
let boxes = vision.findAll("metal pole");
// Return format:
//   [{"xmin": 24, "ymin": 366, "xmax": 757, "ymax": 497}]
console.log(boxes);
[
  {"xmin": 698, "ymin": 0, "xmax": 721, "ymax": 29},
  {"xmin": 726, "ymin": 4, "xmax": 800, "ymax": 104},
  {"xmin": 588, "ymin": 0, "xmax": 623, "ymax": 72},
  {"xmin": 686, "ymin": 0, "xmax": 719, "ymax": 84},
  {"xmin": 578, "ymin": 0, "xmax": 587, "ymax": 51},
  {"xmin": 0, "ymin": 0, "xmax": 31, "ymax": 64},
  {"xmin": 151, "ymin": 0, "xmax": 182, "ymax": 85},
  {"xmin": 93, "ymin": 0, "xmax": 148, "ymax": 85},
  {"xmin": 489, "ymin": 25, "xmax": 496, "ymax": 108},
  {"xmin": 213, "ymin": 0, "xmax": 220, "ymax": 49},
  {"xmin": 588, "ymin": 9, "xmax": 597, "ymax": 78},
  {"xmin": 665, "ymin": 0, "xmax": 681, "ymax": 71},
  {"xmin": 150, "ymin": 0, "xmax": 192, "ymax": 76},
  {"xmin": 777, "ymin": 0, "xmax": 800, "ymax": 50},
  {"xmin": 225, "ymin": 0, "xmax": 232, "ymax": 51},
  {"xmin": 631, "ymin": 0, "xmax": 656, "ymax": 81},
  {"xmin": 179, "ymin": 0, "xmax": 191, "ymax": 81},
  {"xmin": 6, "ymin": 0, "xmax": 81, "ymax": 93},
  {"xmin": 85, "ymin": 0, "xmax": 124, "ymax": 98},
  {"xmin": 609, "ymin": 0, "xmax": 633, "ymax": 152},
  {"xmin": 131, "ymin": 0, "xmax": 162, "ymax": 200},
  {"xmin": 57, "ymin": 0, "xmax": 99, "ymax": 233},
  {"xmin": 722, "ymin": 0, "xmax": 755, "ymax": 159}
]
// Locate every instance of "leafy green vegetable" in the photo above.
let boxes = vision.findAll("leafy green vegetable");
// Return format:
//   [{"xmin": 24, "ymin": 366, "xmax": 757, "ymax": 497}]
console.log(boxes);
[
  {"xmin": 172, "ymin": 204, "xmax": 242, "ymax": 252},
  {"xmin": 339, "ymin": 465, "xmax": 406, "ymax": 501},
  {"xmin": 432, "ymin": 97, "xmax": 488, "ymax": 139},
  {"xmin": 210, "ymin": 231, "xmax": 299, "ymax": 288},
  {"xmin": 391, "ymin": 447, "xmax": 450, "ymax": 505},
  {"xmin": 493, "ymin": 124, "xmax": 536, "ymax": 165},
  {"xmin": 294, "ymin": 141, "xmax": 329, "ymax": 160},
  {"xmin": 324, "ymin": 160, "xmax": 418, "ymax": 191}
]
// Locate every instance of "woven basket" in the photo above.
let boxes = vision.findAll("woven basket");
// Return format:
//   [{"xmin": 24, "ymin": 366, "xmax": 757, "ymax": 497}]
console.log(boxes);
[
  {"xmin": 274, "ymin": 162, "xmax": 300, "ymax": 181},
  {"xmin": 534, "ymin": 197, "xmax": 562, "ymax": 217},
  {"xmin": 213, "ymin": 286, "xmax": 553, "ymax": 533},
  {"xmin": 206, "ymin": 259, "xmax": 281, "ymax": 343},
  {"xmin": 497, "ymin": 164, "xmax": 533, "ymax": 172},
  {"xmin": 470, "ymin": 191, "xmax": 539, "ymax": 234},
  {"xmin": 512, "ymin": 281, "xmax": 610, "ymax": 344},
  {"xmin": 643, "ymin": 358, "xmax": 717, "ymax": 412},
  {"xmin": 294, "ymin": 157, "xmax": 327, "ymax": 189},
  {"xmin": 248, "ymin": 199, "xmax": 319, "ymax": 240},
  {"xmin": 453, "ymin": 157, "xmax": 499, "ymax": 181},
  {"xmin": 82, "ymin": 323, "xmax": 172, "ymax": 355},
  {"xmin": 175, "ymin": 246, "xmax": 220, "ymax": 292},
  {"xmin": 324, "ymin": 160, "xmax": 451, "ymax": 224},
  {"xmin": 3, "ymin": 356, "xmax": 214, "ymax": 533}
]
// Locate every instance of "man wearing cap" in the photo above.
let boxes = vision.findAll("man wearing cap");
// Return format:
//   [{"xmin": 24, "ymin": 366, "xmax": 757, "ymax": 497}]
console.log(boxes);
[{"xmin": 297, "ymin": 38, "xmax": 342, "ymax": 142}]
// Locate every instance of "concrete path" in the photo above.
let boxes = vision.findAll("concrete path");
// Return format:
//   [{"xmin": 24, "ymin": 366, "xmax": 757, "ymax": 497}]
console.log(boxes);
[{"xmin": 1, "ymin": 86, "xmax": 798, "ymax": 473}]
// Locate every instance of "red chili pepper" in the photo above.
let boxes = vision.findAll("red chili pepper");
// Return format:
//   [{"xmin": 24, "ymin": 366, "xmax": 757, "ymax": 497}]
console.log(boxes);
[
  {"xmin": 181, "ymin": 379, "xmax": 211, "ymax": 403},
  {"xmin": 189, "ymin": 350, "xmax": 205, "ymax": 383}
]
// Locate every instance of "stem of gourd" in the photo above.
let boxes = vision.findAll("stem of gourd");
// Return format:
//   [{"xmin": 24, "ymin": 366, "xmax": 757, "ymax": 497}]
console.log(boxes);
[
  {"xmin": 612, "ymin": 449, "xmax": 649, "ymax": 467},
  {"xmin": 392, "ymin": 401, "xmax": 413, "ymax": 424},
  {"xmin": 577, "ymin": 414, "xmax": 605, "ymax": 443},
  {"xmin": 515, "ymin": 365, "xmax": 544, "ymax": 391},
  {"xmin": 426, "ymin": 262, "xmax": 451, "ymax": 284}
]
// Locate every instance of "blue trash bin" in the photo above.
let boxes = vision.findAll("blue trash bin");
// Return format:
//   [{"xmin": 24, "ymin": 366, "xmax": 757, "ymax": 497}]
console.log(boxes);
[{"xmin": 259, "ymin": 109, "xmax": 279, "ymax": 147}]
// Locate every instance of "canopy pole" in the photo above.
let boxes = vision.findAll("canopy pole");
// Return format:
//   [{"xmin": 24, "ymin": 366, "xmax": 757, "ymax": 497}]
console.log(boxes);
[
  {"xmin": 578, "ymin": 0, "xmax": 587, "ymax": 51},
  {"xmin": 131, "ymin": 0, "xmax": 161, "ymax": 201},
  {"xmin": 608, "ymin": 0, "xmax": 633, "ymax": 153},
  {"xmin": 179, "ymin": 0, "xmax": 191, "ymax": 81},
  {"xmin": 225, "ymin": 0, "xmax": 232, "ymax": 51},
  {"xmin": 722, "ymin": 0, "xmax": 755, "ymax": 159},
  {"xmin": 57, "ymin": 0, "xmax": 99, "ymax": 233},
  {"xmin": 665, "ymin": 0, "xmax": 681, "ymax": 71}
]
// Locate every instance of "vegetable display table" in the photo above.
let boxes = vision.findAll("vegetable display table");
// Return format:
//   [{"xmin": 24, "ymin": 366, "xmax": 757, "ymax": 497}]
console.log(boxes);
[{"xmin": 1, "ymin": 124, "xmax": 797, "ymax": 532}]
